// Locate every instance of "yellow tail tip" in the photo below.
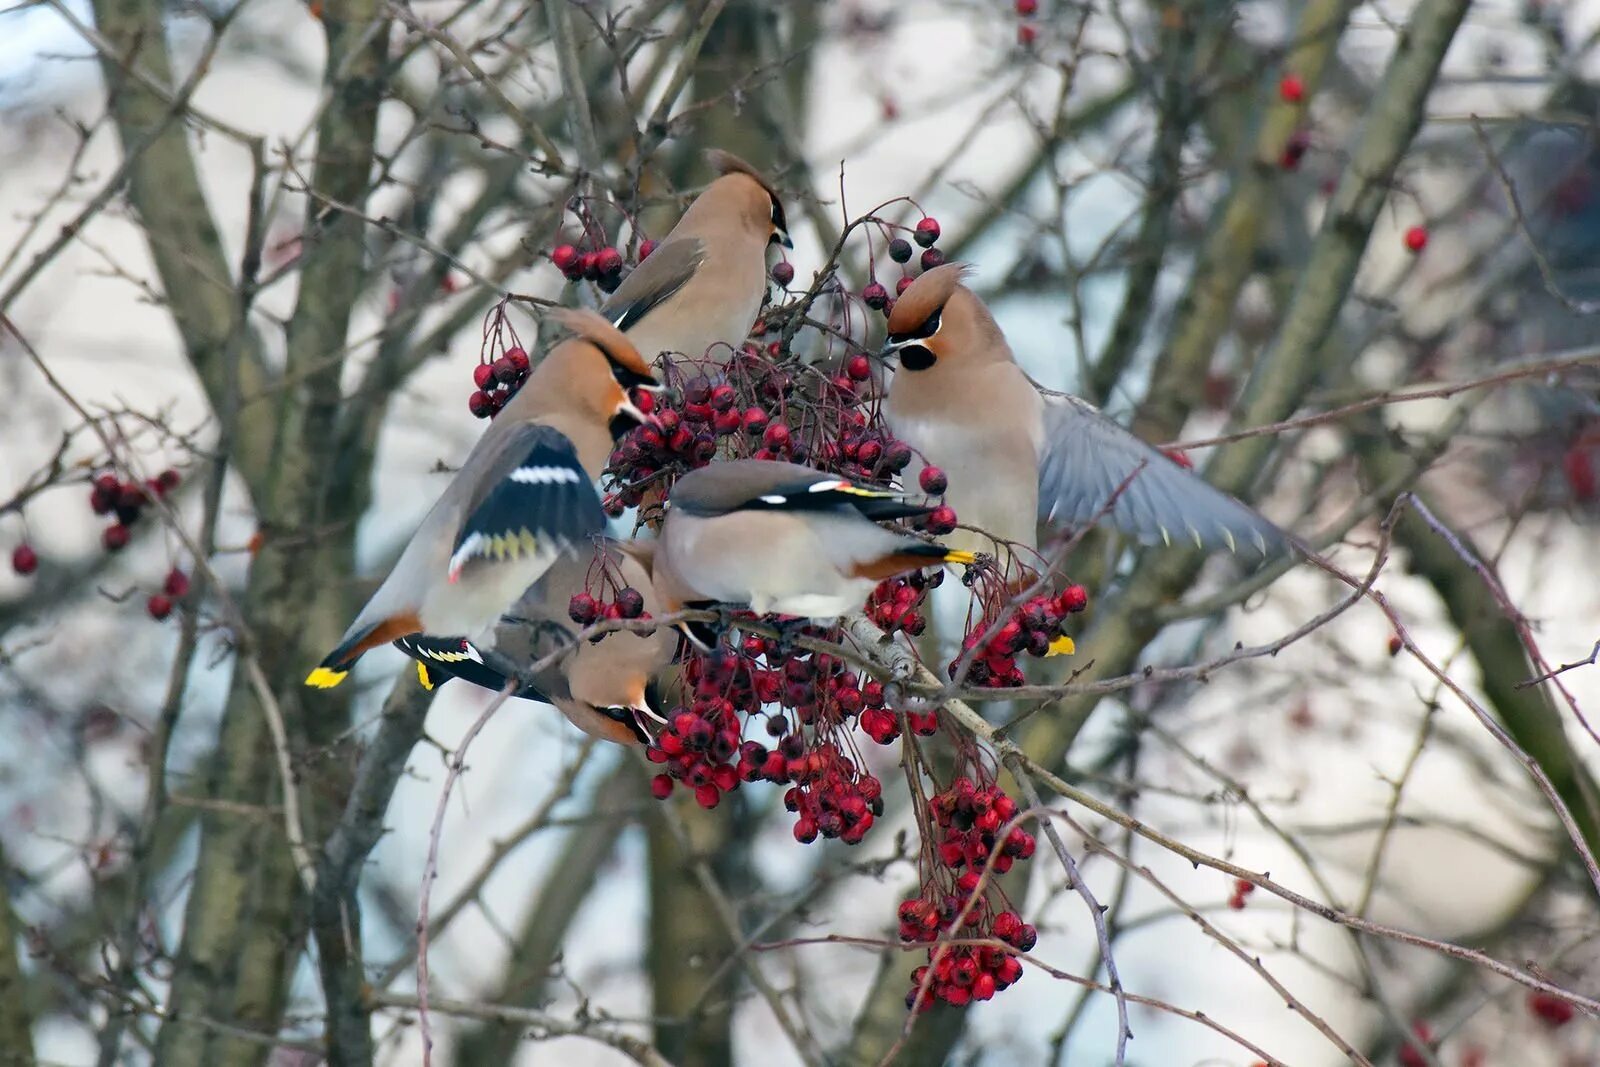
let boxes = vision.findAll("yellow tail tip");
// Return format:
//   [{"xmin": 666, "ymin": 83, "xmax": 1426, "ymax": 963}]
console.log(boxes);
[
  {"xmin": 305, "ymin": 666, "xmax": 348, "ymax": 689},
  {"xmin": 1046, "ymin": 635, "xmax": 1075, "ymax": 657},
  {"xmin": 944, "ymin": 549, "xmax": 978, "ymax": 566},
  {"xmin": 416, "ymin": 662, "xmax": 435, "ymax": 691}
]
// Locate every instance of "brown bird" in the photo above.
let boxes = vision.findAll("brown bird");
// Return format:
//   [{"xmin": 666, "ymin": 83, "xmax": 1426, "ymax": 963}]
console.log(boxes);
[
  {"xmin": 602, "ymin": 150, "xmax": 791, "ymax": 367},
  {"xmin": 306, "ymin": 309, "xmax": 659, "ymax": 689},
  {"xmin": 880, "ymin": 263, "xmax": 1286, "ymax": 568},
  {"xmin": 399, "ymin": 540, "xmax": 677, "ymax": 746},
  {"xmin": 650, "ymin": 459, "xmax": 975, "ymax": 647}
]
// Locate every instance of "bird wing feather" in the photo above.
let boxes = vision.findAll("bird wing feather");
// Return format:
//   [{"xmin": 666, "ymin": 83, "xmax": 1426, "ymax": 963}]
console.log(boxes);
[
  {"xmin": 600, "ymin": 237, "xmax": 708, "ymax": 334},
  {"xmin": 1036, "ymin": 394, "xmax": 1285, "ymax": 555},
  {"xmin": 449, "ymin": 424, "xmax": 607, "ymax": 579}
]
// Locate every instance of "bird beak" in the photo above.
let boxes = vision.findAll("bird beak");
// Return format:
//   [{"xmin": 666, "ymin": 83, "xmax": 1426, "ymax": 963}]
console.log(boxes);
[
  {"xmin": 877, "ymin": 336, "xmax": 908, "ymax": 364},
  {"xmin": 636, "ymin": 381, "xmax": 668, "ymax": 394},
  {"xmin": 616, "ymin": 396, "xmax": 651, "ymax": 426}
]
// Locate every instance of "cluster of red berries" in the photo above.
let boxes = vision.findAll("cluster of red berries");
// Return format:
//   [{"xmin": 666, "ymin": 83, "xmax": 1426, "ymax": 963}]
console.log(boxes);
[
  {"xmin": 866, "ymin": 216, "xmax": 943, "ymax": 314},
  {"xmin": 864, "ymin": 568, "xmax": 942, "ymax": 638},
  {"xmin": 567, "ymin": 584, "xmax": 649, "ymax": 634},
  {"xmin": 607, "ymin": 340, "xmax": 919, "ymax": 516},
  {"xmin": 896, "ymin": 776, "xmax": 1037, "ymax": 1007},
  {"xmin": 88, "ymin": 469, "xmax": 180, "ymax": 553},
  {"xmin": 1226, "ymin": 877, "xmax": 1255, "ymax": 910},
  {"xmin": 550, "ymin": 242, "xmax": 632, "ymax": 292},
  {"xmin": 147, "ymin": 567, "xmax": 191, "ymax": 621},
  {"xmin": 646, "ymin": 638, "xmax": 902, "ymax": 845},
  {"xmin": 1014, "ymin": 0, "xmax": 1039, "ymax": 45},
  {"xmin": 950, "ymin": 584, "xmax": 1087, "ymax": 689},
  {"xmin": 467, "ymin": 345, "xmax": 530, "ymax": 419}
]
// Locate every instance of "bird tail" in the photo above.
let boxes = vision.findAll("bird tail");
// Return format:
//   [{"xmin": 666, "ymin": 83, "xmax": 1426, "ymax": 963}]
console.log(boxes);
[
  {"xmin": 305, "ymin": 613, "xmax": 423, "ymax": 689},
  {"xmin": 854, "ymin": 542, "xmax": 978, "ymax": 581}
]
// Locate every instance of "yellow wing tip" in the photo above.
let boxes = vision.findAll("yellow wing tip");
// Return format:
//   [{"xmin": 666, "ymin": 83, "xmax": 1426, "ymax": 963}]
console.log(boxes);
[
  {"xmin": 305, "ymin": 666, "xmax": 348, "ymax": 689},
  {"xmin": 1046, "ymin": 635, "xmax": 1075, "ymax": 657},
  {"xmin": 944, "ymin": 549, "xmax": 978, "ymax": 566},
  {"xmin": 416, "ymin": 662, "xmax": 435, "ymax": 690}
]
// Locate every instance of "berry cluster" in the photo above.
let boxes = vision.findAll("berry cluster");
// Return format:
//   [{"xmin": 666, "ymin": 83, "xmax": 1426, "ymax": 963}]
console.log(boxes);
[
  {"xmin": 950, "ymin": 584, "xmax": 1087, "ymax": 689},
  {"xmin": 870, "ymin": 216, "xmax": 944, "ymax": 312},
  {"xmin": 646, "ymin": 638, "xmax": 899, "ymax": 844},
  {"xmin": 568, "ymin": 583, "xmax": 649, "ymax": 634},
  {"xmin": 467, "ymin": 345, "xmax": 530, "ymax": 419},
  {"xmin": 551, "ymin": 242, "xmax": 626, "ymax": 292},
  {"xmin": 88, "ymin": 469, "xmax": 181, "ymax": 553},
  {"xmin": 897, "ymin": 776, "xmax": 1037, "ymax": 1008},
  {"xmin": 863, "ymin": 568, "xmax": 942, "ymax": 637},
  {"xmin": 147, "ymin": 567, "xmax": 191, "ymax": 622},
  {"xmin": 606, "ymin": 340, "xmax": 919, "ymax": 517}
]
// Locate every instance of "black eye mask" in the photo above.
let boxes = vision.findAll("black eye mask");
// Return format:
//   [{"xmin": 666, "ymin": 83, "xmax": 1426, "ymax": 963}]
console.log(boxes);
[
  {"xmin": 885, "ymin": 307, "xmax": 942, "ymax": 348},
  {"xmin": 898, "ymin": 344, "xmax": 937, "ymax": 370}
]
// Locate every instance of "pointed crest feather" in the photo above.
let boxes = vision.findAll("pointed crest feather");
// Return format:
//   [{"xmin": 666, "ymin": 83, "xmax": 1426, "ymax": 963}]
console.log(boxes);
[
  {"xmin": 886, "ymin": 262, "xmax": 975, "ymax": 334},
  {"xmin": 548, "ymin": 306, "xmax": 657, "ymax": 382},
  {"xmin": 704, "ymin": 149, "xmax": 780, "ymax": 202}
]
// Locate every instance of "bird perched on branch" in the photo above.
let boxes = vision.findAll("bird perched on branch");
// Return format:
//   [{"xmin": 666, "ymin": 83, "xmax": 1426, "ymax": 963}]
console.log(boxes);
[
  {"xmin": 603, "ymin": 150, "xmax": 791, "ymax": 368},
  {"xmin": 879, "ymin": 263, "xmax": 1287, "ymax": 567},
  {"xmin": 648, "ymin": 459, "xmax": 975, "ymax": 648},
  {"xmin": 398, "ymin": 542, "xmax": 677, "ymax": 746},
  {"xmin": 305, "ymin": 309, "xmax": 659, "ymax": 689}
]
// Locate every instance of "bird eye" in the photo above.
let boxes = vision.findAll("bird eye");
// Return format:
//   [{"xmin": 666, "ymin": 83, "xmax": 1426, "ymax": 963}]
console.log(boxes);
[{"xmin": 886, "ymin": 308, "xmax": 942, "ymax": 347}]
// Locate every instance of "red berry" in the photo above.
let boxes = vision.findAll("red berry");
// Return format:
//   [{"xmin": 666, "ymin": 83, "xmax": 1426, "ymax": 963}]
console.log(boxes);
[
  {"xmin": 1015, "ymin": 0, "xmax": 1037, "ymax": 13},
  {"xmin": 888, "ymin": 238, "xmax": 912, "ymax": 263},
  {"xmin": 1281, "ymin": 129, "xmax": 1310, "ymax": 170},
  {"xmin": 919, "ymin": 466, "xmax": 948, "ymax": 495},
  {"xmin": 596, "ymin": 247, "xmax": 623, "ymax": 276},
  {"xmin": 896, "ymin": 276, "xmax": 915, "ymax": 296},
  {"xmin": 693, "ymin": 783, "xmax": 720, "ymax": 809},
  {"xmin": 492, "ymin": 357, "xmax": 518, "ymax": 384},
  {"xmin": 468, "ymin": 391, "xmax": 494, "ymax": 418},
  {"xmin": 568, "ymin": 592, "xmax": 599, "ymax": 625},
  {"xmin": 771, "ymin": 261, "xmax": 795, "ymax": 286},
  {"xmin": 1404, "ymin": 225, "xmax": 1428, "ymax": 253},
  {"xmin": 920, "ymin": 248, "xmax": 946, "ymax": 271},
  {"xmin": 650, "ymin": 774, "xmax": 673, "ymax": 799},
  {"xmin": 155, "ymin": 469, "xmax": 181, "ymax": 494},
  {"xmin": 845, "ymin": 354, "xmax": 872, "ymax": 381},
  {"xmin": 1278, "ymin": 73, "xmax": 1304, "ymax": 102},
  {"xmin": 862, "ymin": 282, "xmax": 889, "ymax": 310},
  {"xmin": 94, "ymin": 473, "xmax": 119, "ymax": 495},
  {"xmin": 914, "ymin": 217, "xmax": 941, "ymax": 248},
  {"xmin": 505, "ymin": 347, "xmax": 529, "ymax": 373},
  {"xmin": 1398, "ymin": 1023, "xmax": 1433, "ymax": 1067},
  {"xmin": 103, "ymin": 525, "xmax": 131, "ymax": 552},
  {"xmin": 1565, "ymin": 445, "xmax": 1597, "ymax": 501},
  {"xmin": 11, "ymin": 545, "xmax": 38, "ymax": 576},
  {"xmin": 163, "ymin": 568, "xmax": 190, "ymax": 597},
  {"xmin": 551, "ymin": 244, "xmax": 579, "ymax": 272},
  {"xmin": 763, "ymin": 423, "xmax": 791, "ymax": 451},
  {"xmin": 616, "ymin": 587, "xmax": 645, "ymax": 619},
  {"xmin": 146, "ymin": 594, "xmax": 173, "ymax": 621},
  {"xmin": 472, "ymin": 363, "xmax": 494, "ymax": 389},
  {"xmin": 90, "ymin": 485, "xmax": 115, "ymax": 515},
  {"xmin": 638, "ymin": 238, "xmax": 657, "ymax": 260},
  {"xmin": 1387, "ymin": 633, "xmax": 1403, "ymax": 657},
  {"xmin": 1060, "ymin": 584, "xmax": 1088, "ymax": 613},
  {"xmin": 925, "ymin": 506, "xmax": 957, "ymax": 535},
  {"xmin": 741, "ymin": 407, "xmax": 769, "ymax": 435},
  {"xmin": 1527, "ymin": 991, "xmax": 1575, "ymax": 1029},
  {"xmin": 117, "ymin": 484, "xmax": 147, "ymax": 510}
]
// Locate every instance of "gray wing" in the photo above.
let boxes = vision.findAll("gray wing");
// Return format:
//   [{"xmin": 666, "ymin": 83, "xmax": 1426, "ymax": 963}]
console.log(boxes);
[
  {"xmin": 1037, "ymin": 395, "xmax": 1286, "ymax": 555},
  {"xmin": 601, "ymin": 237, "xmax": 707, "ymax": 333}
]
